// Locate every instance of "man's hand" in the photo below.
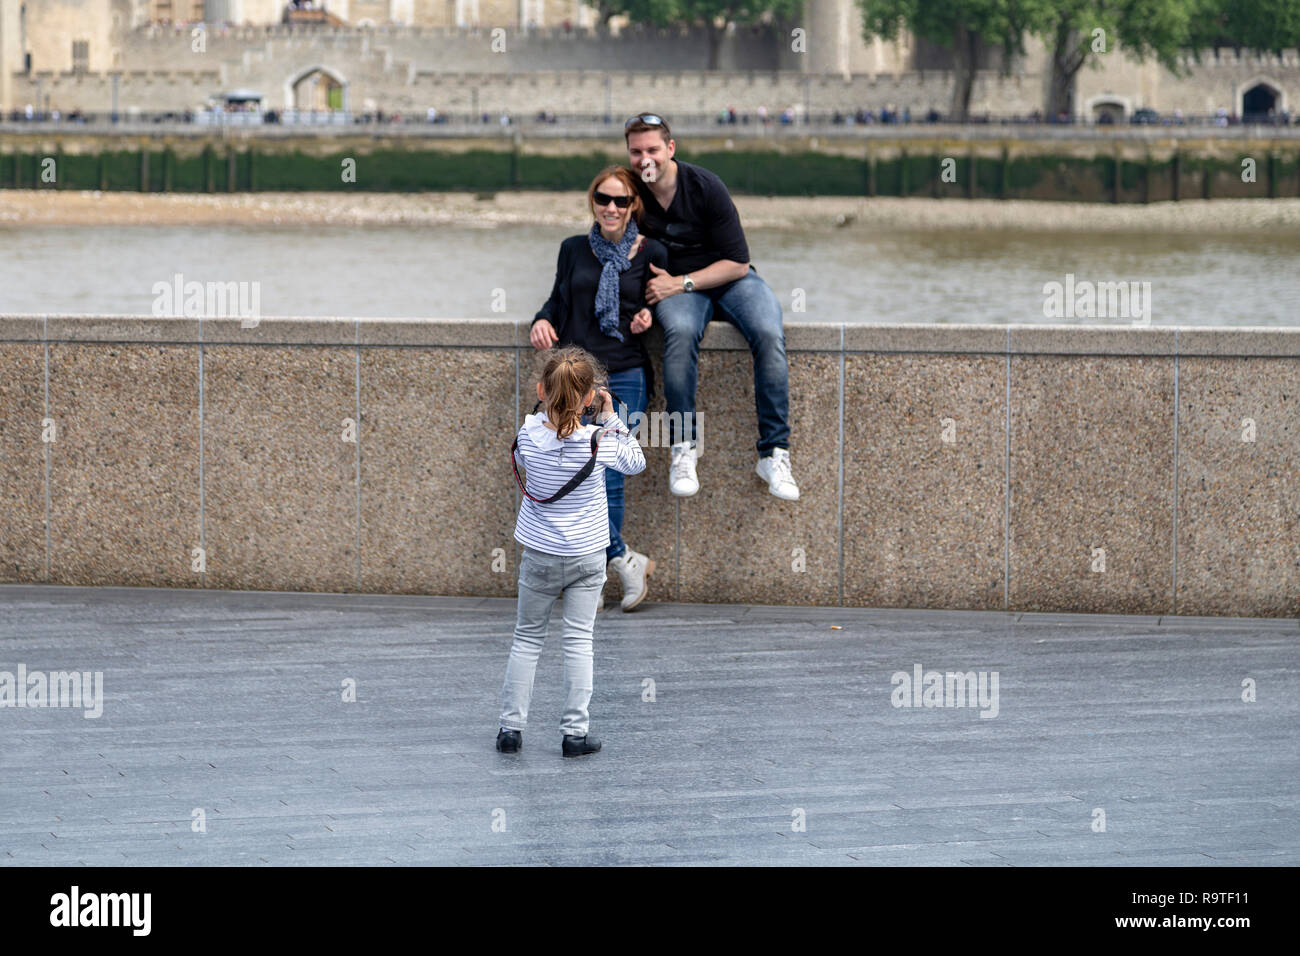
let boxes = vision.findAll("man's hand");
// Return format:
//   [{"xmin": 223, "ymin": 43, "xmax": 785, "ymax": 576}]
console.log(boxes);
[
  {"xmin": 530, "ymin": 319, "xmax": 558, "ymax": 350},
  {"xmin": 630, "ymin": 307, "xmax": 652, "ymax": 334},
  {"xmin": 645, "ymin": 263, "xmax": 681, "ymax": 306}
]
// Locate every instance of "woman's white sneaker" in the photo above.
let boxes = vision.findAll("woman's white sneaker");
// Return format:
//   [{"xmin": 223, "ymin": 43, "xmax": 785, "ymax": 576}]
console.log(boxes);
[
  {"xmin": 756, "ymin": 448, "xmax": 800, "ymax": 500},
  {"xmin": 669, "ymin": 441, "xmax": 699, "ymax": 497},
  {"xmin": 607, "ymin": 548, "xmax": 655, "ymax": 611}
]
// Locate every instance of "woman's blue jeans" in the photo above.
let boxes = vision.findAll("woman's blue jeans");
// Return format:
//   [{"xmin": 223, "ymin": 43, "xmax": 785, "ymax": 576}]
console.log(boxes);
[{"xmin": 582, "ymin": 365, "xmax": 647, "ymax": 562}]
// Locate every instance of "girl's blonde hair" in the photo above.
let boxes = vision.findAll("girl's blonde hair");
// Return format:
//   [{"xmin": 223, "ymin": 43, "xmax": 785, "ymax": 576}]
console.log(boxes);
[{"xmin": 539, "ymin": 346, "xmax": 606, "ymax": 440}]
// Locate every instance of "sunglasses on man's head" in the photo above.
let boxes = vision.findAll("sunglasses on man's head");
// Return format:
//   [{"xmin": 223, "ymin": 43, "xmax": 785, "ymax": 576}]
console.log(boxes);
[
  {"xmin": 624, "ymin": 113, "xmax": 665, "ymax": 130},
  {"xmin": 593, "ymin": 191, "xmax": 632, "ymax": 208}
]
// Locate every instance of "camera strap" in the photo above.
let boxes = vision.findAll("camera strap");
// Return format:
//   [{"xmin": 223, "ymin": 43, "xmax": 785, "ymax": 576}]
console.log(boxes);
[{"xmin": 511, "ymin": 396, "xmax": 622, "ymax": 505}]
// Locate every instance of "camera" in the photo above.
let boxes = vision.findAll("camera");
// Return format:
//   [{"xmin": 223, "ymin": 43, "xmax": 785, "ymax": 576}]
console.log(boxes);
[{"xmin": 583, "ymin": 385, "xmax": 611, "ymax": 420}]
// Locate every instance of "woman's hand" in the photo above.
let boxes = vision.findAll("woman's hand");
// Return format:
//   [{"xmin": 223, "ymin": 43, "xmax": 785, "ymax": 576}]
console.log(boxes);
[
  {"xmin": 630, "ymin": 308, "xmax": 652, "ymax": 334},
  {"xmin": 530, "ymin": 319, "xmax": 559, "ymax": 350}
]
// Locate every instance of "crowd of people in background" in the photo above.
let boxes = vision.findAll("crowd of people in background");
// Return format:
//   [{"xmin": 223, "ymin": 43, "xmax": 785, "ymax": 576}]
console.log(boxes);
[
  {"xmin": 3, "ymin": 105, "xmax": 1294, "ymax": 128},
  {"xmin": 716, "ymin": 105, "xmax": 799, "ymax": 125}
]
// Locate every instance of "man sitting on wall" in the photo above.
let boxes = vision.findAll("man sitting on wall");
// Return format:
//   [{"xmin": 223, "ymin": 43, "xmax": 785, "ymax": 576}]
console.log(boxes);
[{"xmin": 622, "ymin": 112, "xmax": 799, "ymax": 501}]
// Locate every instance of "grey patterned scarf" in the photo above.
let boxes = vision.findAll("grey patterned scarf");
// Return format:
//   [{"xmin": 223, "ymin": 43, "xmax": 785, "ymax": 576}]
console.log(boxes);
[{"xmin": 587, "ymin": 218, "xmax": 638, "ymax": 343}]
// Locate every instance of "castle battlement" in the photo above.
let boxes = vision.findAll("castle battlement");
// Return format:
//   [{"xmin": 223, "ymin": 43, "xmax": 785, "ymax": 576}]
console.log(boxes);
[
  {"xmin": 1181, "ymin": 48, "xmax": 1300, "ymax": 68},
  {"xmin": 138, "ymin": 23, "xmax": 704, "ymax": 43}
]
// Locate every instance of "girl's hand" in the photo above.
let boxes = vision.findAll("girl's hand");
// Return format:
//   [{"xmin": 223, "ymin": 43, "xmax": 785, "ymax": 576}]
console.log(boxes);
[
  {"xmin": 598, "ymin": 387, "xmax": 614, "ymax": 417},
  {"xmin": 630, "ymin": 308, "xmax": 652, "ymax": 334},
  {"xmin": 530, "ymin": 319, "xmax": 558, "ymax": 350}
]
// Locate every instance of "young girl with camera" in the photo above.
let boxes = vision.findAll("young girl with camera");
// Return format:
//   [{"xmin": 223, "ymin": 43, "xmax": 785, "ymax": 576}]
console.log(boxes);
[{"xmin": 497, "ymin": 346, "xmax": 646, "ymax": 757}]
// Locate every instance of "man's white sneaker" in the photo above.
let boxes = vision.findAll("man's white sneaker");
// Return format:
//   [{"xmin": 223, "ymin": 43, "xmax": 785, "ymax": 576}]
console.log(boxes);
[
  {"xmin": 607, "ymin": 548, "xmax": 655, "ymax": 611},
  {"xmin": 756, "ymin": 447, "xmax": 800, "ymax": 500},
  {"xmin": 669, "ymin": 441, "xmax": 699, "ymax": 497}
]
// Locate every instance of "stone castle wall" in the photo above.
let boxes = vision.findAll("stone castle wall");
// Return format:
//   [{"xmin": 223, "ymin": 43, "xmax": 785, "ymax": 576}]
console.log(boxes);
[
  {"xmin": 3, "ymin": 5, "xmax": 1298, "ymax": 120},
  {"xmin": 13, "ymin": 50, "xmax": 1300, "ymax": 121},
  {"xmin": 12, "ymin": 65, "xmax": 1045, "ymax": 117}
]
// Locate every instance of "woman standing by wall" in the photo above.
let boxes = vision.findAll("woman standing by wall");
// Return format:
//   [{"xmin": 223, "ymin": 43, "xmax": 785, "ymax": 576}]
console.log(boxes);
[{"xmin": 528, "ymin": 165, "xmax": 667, "ymax": 611}]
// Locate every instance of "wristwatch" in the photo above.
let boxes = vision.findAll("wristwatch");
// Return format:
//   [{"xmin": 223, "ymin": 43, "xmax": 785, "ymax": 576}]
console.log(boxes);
[{"xmin": 682, "ymin": 274, "xmax": 695, "ymax": 293}]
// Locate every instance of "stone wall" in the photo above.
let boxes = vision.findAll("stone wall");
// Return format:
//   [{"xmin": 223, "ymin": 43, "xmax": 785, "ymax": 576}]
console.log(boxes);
[
  {"xmin": 1, "ymin": 316, "xmax": 1296, "ymax": 618},
  {"xmin": 6, "ymin": 5, "xmax": 1300, "ymax": 118},
  {"xmin": 1077, "ymin": 47, "xmax": 1300, "ymax": 119},
  {"xmin": 19, "ymin": 0, "xmax": 134, "ymax": 73},
  {"xmin": 114, "ymin": 21, "xmax": 799, "ymax": 74},
  {"xmin": 13, "ymin": 40, "xmax": 1300, "ymax": 120},
  {"xmin": 13, "ymin": 66, "xmax": 1037, "ymax": 116}
]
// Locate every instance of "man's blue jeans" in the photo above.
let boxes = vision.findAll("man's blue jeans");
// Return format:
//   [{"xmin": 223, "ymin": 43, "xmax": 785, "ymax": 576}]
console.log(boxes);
[{"xmin": 655, "ymin": 266, "xmax": 790, "ymax": 456}]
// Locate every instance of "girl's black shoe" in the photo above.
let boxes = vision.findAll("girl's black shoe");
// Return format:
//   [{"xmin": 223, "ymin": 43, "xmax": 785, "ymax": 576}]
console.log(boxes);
[
  {"xmin": 496, "ymin": 728, "xmax": 522, "ymax": 753},
  {"xmin": 561, "ymin": 733, "xmax": 601, "ymax": 757}
]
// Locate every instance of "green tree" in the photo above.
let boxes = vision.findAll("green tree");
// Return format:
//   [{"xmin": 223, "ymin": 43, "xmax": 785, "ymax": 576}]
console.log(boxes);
[
  {"xmin": 610, "ymin": 0, "xmax": 802, "ymax": 70},
  {"xmin": 588, "ymin": 1, "xmax": 628, "ymax": 26},
  {"xmin": 1027, "ymin": 0, "xmax": 1192, "ymax": 120},
  {"xmin": 857, "ymin": 0, "xmax": 1034, "ymax": 121},
  {"xmin": 1186, "ymin": 0, "xmax": 1300, "ymax": 52}
]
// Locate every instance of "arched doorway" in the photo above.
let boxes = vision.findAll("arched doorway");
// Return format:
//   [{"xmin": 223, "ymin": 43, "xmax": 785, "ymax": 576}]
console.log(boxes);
[
  {"xmin": 1087, "ymin": 96, "xmax": 1129, "ymax": 124},
  {"xmin": 285, "ymin": 66, "xmax": 348, "ymax": 113},
  {"xmin": 1239, "ymin": 79, "xmax": 1283, "ymax": 123},
  {"xmin": 293, "ymin": 69, "xmax": 342, "ymax": 111}
]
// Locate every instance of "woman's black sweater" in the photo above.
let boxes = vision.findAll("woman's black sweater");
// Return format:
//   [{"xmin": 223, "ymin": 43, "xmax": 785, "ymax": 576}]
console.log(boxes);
[{"xmin": 531, "ymin": 233, "xmax": 668, "ymax": 399}]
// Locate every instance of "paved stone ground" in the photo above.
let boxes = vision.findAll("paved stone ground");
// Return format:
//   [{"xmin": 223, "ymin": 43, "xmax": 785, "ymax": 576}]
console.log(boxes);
[{"xmin": 1, "ymin": 585, "xmax": 1296, "ymax": 866}]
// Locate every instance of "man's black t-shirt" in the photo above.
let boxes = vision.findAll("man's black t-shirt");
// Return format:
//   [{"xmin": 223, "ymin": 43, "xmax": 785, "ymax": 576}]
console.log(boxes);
[{"xmin": 634, "ymin": 160, "xmax": 750, "ymax": 276}]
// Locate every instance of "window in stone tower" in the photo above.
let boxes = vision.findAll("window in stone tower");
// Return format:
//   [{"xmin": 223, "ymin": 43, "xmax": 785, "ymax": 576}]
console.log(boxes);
[{"xmin": 72, "ymin": 40, "xmax": 90, "ymax": 74}]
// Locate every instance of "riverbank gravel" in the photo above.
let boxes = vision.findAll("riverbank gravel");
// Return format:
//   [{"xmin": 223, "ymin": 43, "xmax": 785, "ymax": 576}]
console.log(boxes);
[{"xmin": 2, "ymin": 189, "xmax": 1299, "ymax": 233}]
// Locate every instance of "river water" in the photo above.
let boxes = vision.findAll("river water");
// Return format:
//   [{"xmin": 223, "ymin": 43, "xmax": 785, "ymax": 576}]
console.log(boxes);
[{"xmin": 2, "ymin": 223, "xmax": 1296, "ymax": 325}]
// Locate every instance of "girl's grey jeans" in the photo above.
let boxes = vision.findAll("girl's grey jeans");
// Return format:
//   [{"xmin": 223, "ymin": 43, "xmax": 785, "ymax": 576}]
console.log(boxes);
[{"xmin": 499, "ymin": 545, "xmax": 607, "ymax": 737}]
